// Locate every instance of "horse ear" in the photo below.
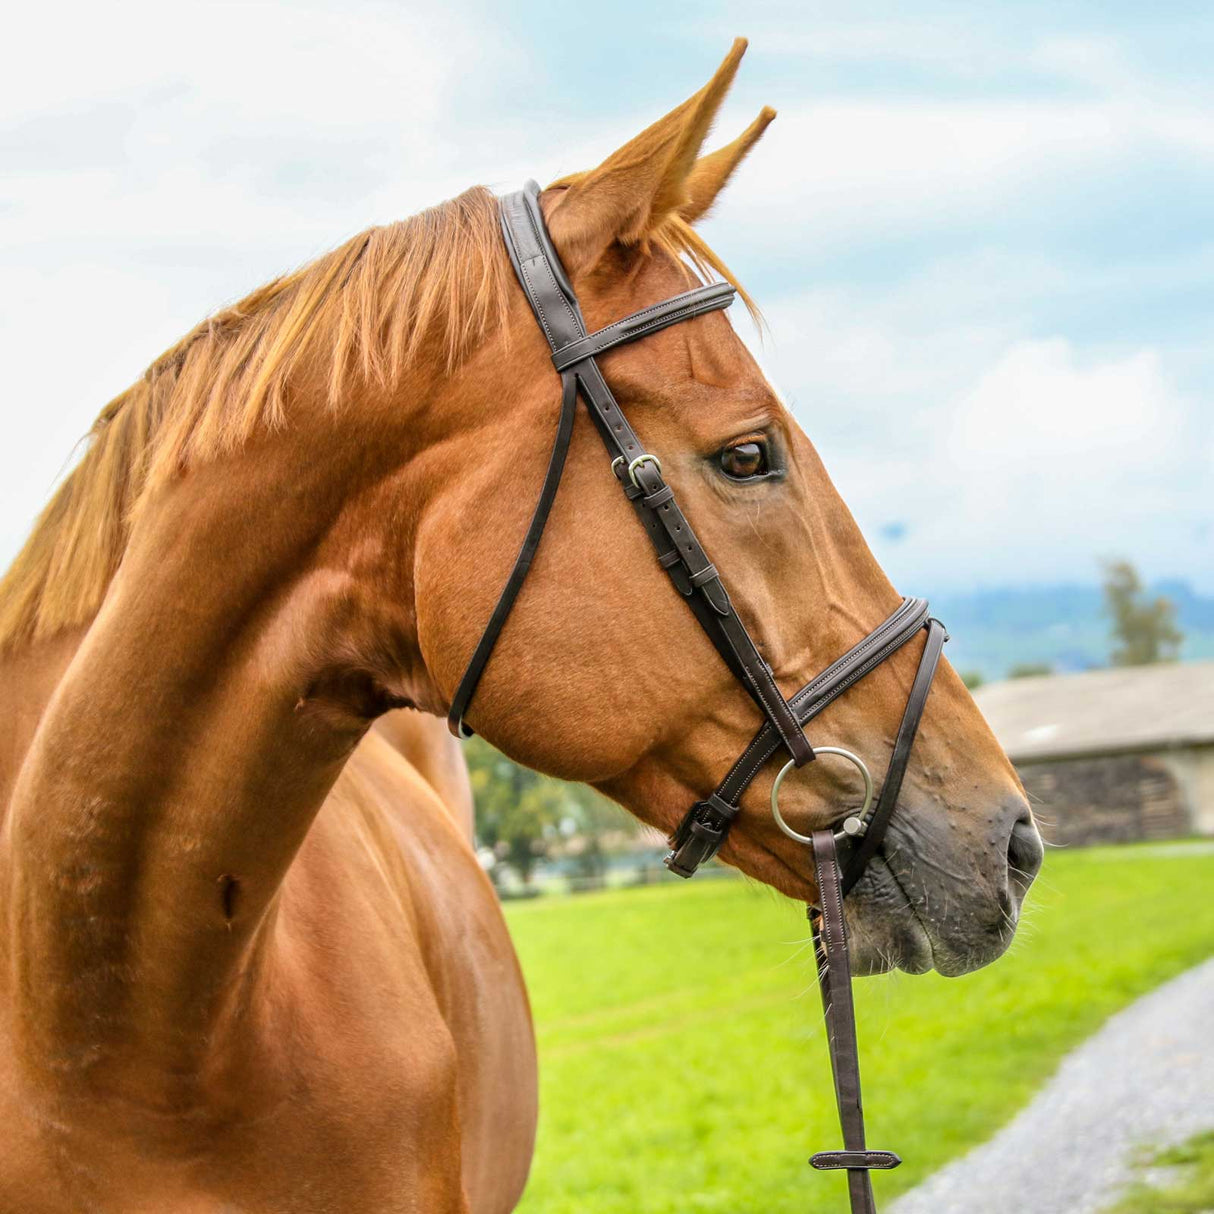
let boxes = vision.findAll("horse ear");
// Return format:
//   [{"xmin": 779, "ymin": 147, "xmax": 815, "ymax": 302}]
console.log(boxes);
[
  {"xmin": 678, "ymin": 107, "xmax": 775, "ymax": 224},
  {"xmin": 542, "ymin": 38, "xmax": 749, "ymax": 273}
]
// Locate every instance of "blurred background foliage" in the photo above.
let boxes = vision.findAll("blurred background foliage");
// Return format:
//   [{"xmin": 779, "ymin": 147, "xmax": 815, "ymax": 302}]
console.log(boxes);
[
  {"xmin": 465, "ymin": 735, "xmax": 646, "ymax": 893},
  {"xmin": 953, "ymin": 557, "xmax": 1185, "ymax": 689}
]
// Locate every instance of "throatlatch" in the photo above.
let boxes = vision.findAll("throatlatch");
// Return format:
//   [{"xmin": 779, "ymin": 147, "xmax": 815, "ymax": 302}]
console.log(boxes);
[{"xmin": 450, "ymin": 179, "xmax": 949, "ymax": 1214}]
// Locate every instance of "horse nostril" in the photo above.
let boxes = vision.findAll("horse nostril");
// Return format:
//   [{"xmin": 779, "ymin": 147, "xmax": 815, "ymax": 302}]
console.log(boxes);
[{"xmin": 1007, "ymin": 815, "xmax": 1044, "ymax": 890}]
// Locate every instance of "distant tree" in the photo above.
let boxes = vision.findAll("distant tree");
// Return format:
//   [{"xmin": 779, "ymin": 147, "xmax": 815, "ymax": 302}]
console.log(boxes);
[
  {"xmin": 567, "ymin": 790, "xmax": 635, "ymax": 868},
  {"xmin": 1008, "ymin": 662, "xmax": 1052, "ymax": 679},
  {"xmin": 1102, "ymin": 559, "xmax": 1183, "ymax": 666},
  {"xmin": 960, "ymin": 670, "xmax": 985, "ymax": 690},
  {"xmin": 464, "ymin": 737, "xmax": 636, "ymax": 886},
  {"xmin": 465, "ymin": 737, "xmax": 561, "ymax": 885}
]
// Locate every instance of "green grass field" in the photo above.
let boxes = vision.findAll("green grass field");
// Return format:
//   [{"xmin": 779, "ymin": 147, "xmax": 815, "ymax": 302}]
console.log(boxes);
[
  {"xmin": 1106, "ymin": 1131, "xmax": 1214, "ymax": 1213},
  {"xmin": 504, "ymin": 842, "xmax": 1214, "ymax": 1214}
]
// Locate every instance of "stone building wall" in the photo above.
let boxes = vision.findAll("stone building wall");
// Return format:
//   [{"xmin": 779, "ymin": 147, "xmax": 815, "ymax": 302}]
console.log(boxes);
[
  {"xmin": 1015, "ymin": 750, "xmax": 1194, "ymax": 847},
  {"xmin": 1159, "ymin": 747, "xmax": 1214, "ymax": 836}
]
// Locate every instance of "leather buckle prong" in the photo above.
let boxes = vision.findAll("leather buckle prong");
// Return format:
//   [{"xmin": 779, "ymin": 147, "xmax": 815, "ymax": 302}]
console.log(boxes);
[{"xmin": 627, "ymin": 453, "xmax": 662, "ymax": 488}]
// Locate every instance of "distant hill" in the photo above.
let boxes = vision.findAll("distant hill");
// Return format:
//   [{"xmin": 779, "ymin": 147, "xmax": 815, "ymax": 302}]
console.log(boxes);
[{"xmin": 927, "ymin": 580, "xmax": 1214, "ymax": 683}]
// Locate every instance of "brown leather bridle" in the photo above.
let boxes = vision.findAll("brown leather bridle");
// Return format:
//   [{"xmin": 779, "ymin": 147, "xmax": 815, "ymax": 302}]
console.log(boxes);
[{"xmin": 448, "ymin": 181, "xmax": 947, "ymax": 1214}]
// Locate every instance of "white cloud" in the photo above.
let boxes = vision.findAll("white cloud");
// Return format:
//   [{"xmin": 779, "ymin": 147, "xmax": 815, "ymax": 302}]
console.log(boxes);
[
  {"xmin": 0, "ymin": 0, "xmax": 542, "ymax": 571},
  {"xmin": 777, "ymin": 331, "xmax": 1211, "ymax": 590},
  {"xmin": 942, "ymin": 340, "xmax": 1209, "ymax": 581},
  {"xmin": 949, "ymin": 340, "xmax": 1178, "ymax": 466},
  {"xmin": 1, "ymin": 1, "xmax": 471, "ymax": 128},
  {"xmin": 1, "ymin": 4, "xmax": 1211, "ymax": 597},
  {"xmin": 700, "ymin": 88, "xmax": 1214, "ymax": 266}
]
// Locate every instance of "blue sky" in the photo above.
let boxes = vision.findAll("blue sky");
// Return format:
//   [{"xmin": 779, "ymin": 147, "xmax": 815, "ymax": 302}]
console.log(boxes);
[{"xmin": 2, "ymin": 1, "xmax": 1211, "ymax": 595}]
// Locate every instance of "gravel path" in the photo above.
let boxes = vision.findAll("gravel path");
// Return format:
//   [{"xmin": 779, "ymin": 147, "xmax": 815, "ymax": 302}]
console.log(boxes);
[{"xmin": 891, "ymin": 955, "xmax": 1214, "ymax": 1214}]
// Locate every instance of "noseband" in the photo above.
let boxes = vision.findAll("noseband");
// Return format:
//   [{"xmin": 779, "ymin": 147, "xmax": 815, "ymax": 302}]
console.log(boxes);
[{"xmin": 449, "ymin": 181, "xmax": 947, "ymax": 1214}]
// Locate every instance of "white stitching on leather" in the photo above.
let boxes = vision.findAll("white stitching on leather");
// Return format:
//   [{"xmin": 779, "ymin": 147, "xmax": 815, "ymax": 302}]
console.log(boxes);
[
  {"xmin": 518, "ymin": 257, "xmax": 558, "ymax": 347},
  {"xmin": 718, "ymin": 603, "xmax": 928, "ymax": 794},
  {"xmin": 553, "ymin": 286, "xmax": 733, "ymax": 367},
  {"xmin": 521, "ymin": 202, "xmax": 580, "ymax": 341}
]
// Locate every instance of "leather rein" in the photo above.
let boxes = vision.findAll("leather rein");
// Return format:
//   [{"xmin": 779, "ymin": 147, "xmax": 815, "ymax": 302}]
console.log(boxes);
[{"xmin": 448, "ymin": 181, "xmax": 946, "ymax": 1214}]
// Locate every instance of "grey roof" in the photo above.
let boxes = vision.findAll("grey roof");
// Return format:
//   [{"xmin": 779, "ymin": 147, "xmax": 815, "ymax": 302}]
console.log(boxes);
[{"xmin": 973, "ymin": 661, "xmax": 1214, "ymax": 761}]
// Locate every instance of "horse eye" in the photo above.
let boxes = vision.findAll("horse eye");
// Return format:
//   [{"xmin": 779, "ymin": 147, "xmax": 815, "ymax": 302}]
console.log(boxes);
[{"xmin": 719, "ymin": 441, "xmax": 768, "ymax": 480}]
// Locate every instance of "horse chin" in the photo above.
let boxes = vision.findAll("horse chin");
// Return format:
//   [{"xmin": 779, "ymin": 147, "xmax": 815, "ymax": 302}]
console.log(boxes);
[
  {"xmin": 722, "ymin": 830, "xmax": 1017, "ymax": 978},
  {"xmin": 844, "ymin": 869, "xmax": 935, "ymax": 976},
  {"xmin": 722, "ymin": 836, "xmax": 934, "ymax": 974},
  {"xmin": 847, "ymin": 857, "xmax": 1017, "ymax": 978},
  {"xmin": 723, "ymin": 833, "xmax": 818, "ymax": 902}
]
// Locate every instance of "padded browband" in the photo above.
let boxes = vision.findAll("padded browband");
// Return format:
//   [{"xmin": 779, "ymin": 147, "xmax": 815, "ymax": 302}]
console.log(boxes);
[
  {"xmin": 550, "ymin": 282, "xmax": 737, "ymax": 370},
  {"xmin": 449, "ymin": 181, "xmax": 814, "ymax": 770}
]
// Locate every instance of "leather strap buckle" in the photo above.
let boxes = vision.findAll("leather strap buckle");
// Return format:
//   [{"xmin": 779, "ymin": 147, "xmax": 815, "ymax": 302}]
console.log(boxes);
[
  {"xmin": 663, "ymin": 795, "xmax": 739, "ymax": 878},
  {"xmin": 627, "ymin": 453, "xmax": 663, "ymax": 489}
]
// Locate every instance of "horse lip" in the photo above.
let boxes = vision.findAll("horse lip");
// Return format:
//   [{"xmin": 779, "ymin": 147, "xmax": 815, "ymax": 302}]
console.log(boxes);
[
  {"xmin": 730, "ymin": 818, "xmax": 1012, "ymax": 977},
  {"xmin": 876, "ymin": 824, "xmax": 1019, "ymax": 977},
  {"xmin": 878, "ymin": 840, "xmax": 935, "ymax": 951},
  {"xmin": 740, "ymin": 829, "xmax": 936, "ymax": 974},
  {"xmin": 847, "ymin": 855, "xmax": 936, "ymax": 975}
]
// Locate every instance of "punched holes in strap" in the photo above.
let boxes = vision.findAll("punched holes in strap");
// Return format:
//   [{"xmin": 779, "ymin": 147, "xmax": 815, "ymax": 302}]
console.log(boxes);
[
  {"xmin": 661, "ymin": 599, "xmax": 937, "ymax": 880},
  {"xmin": 483, "ymin": 185, "xmax": 814, "ymax": 771},
  {"xmin": 626, "ymin": 454, "xmax": 813, "ymax": 764}
]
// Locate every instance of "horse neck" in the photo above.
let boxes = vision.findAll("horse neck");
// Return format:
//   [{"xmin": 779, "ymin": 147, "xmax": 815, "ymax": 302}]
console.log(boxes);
[
  {"xmin": 0, "ymin": 628, "xmax": 89, "ymax": 821},
  {"xmin": 0, "ymin": 371, "xmax": 447, "ymax": 1104}
]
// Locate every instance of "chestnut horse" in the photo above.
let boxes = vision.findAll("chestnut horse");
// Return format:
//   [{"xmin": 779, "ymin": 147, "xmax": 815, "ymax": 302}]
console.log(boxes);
[{"xmin": 0, "ymin": 42, "xmax": 1041, "ymax": 1214}]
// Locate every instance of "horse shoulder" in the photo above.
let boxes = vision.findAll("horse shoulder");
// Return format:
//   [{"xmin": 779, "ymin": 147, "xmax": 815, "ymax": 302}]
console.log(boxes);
[
  {"xmin": 279, "ymin": 730, "xmax": 536, "ymax": 1213},
  {"xmin": 371, "ymin": 708, "xmax": 475, "ymax": 842}
]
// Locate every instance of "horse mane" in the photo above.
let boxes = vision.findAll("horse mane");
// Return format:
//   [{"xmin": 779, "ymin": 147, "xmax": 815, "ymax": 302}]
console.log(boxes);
[{"xmin": 0, "ymin": 187, "xmax": 747, "ymax": 654}]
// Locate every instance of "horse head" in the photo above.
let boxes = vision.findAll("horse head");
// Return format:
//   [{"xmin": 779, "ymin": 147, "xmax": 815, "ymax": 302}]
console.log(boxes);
[{"xmin": 413, "ymin": 41, "xmax": 1042, "ymax": 976}]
